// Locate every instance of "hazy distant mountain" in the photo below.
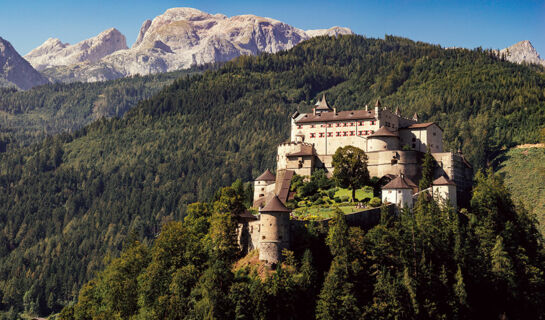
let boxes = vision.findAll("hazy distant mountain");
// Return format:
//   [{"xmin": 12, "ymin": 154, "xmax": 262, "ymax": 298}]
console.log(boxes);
[
  {"xmin": 498, "ymin": 40, "xmax": 545, "ymax": 67},
  {"xmin": 0, "ymin": 37, "xmax": 49, "ymax": 90},
  {"xmin": 30, "ymin": 7, "xmax": 353, "ymax": 83},
  {"xmin": 24, "ymin": 28, "xmax": 128, "ymax": 71}
]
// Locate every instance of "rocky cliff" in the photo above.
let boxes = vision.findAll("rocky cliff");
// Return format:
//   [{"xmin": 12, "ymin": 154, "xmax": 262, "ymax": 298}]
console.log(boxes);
[
  {"xmin": 499, "ymin": 40, "xmax": 545, "ymax": 67},
  {"xmin": 31, "ymin": 7, "xmax": 353, "ymax": 83},
  {"xmin": 24, "ymin": 28, "xmax": 128, "ymax": 71},
  {"xmin": 0, "ymin": 37, "xmax": 49, "ymax": 90}
]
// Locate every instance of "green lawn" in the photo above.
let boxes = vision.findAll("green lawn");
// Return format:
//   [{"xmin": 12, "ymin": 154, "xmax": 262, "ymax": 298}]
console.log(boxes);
[
  {"xmin": 292, "ymin": 205, "xmax": 365, "ymax": 220},
  {"xmin": 334, "ymin": 187, "xmax": 373, "ymax": 201}
]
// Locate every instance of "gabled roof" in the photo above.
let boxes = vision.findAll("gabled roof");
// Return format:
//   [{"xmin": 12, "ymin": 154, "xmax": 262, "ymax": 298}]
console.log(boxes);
[
  {"xmin": 256, "ymin": 169, "xmax": 276, "ymax": 181},
  {"xmin": 401, "ymin": 122, "xmax": 442, "ymax": 131},
  {"xmin": 237, "ymin": 210, "xmax": 258, "ymax": 221},
  {"xmin": 382, "ymin": 175, "xmax": 413, "ymax": 189},
  {"xmin": 315, "ymin": 94, "xmax": 332, "ymax": 111},
  {"xmin": 260, "ymin": 195, "xmax": 290, "ymax": 213},
  {"xmin": 295, "ymin": 109, "xmax": 375, "ymax": 123},
  {"xmin": 433, "ymin": 176, "xmax": 456, "ymax": 186},
  {"xmin": 277, "ymin": 170, "xmax": 294, "ymax": 204},
  {"xmin": 286, "ymin": 144, "xmax": 315, "ymax": 157},
  {"xmin": 368, "ymin": 126, "xmax": 399, "ymax": 138}
]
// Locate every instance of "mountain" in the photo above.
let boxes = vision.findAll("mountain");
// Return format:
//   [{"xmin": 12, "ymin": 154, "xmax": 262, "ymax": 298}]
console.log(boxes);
[
  {"xmin": 2, "ymin": 35, "xmax": 545, "ymax": 316},
  {"xmin": 31, "ymin": 7, "xmax": 353, "ymax": 83},
  {"xmin": 0, "ymin": 37, "xmax": 49, "ymax": 89},
  {"xmin": 24, "ymin": 28, "xmax": 128, "ymax": 71},
  {"xmin": 499, "ymin": 40, "xmax": 545, "ymax": 67}
]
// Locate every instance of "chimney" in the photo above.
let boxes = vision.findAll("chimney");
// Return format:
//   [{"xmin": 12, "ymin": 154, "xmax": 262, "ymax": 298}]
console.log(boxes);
[
  {"xmin": 313, "ymin": 108, "xmax": 316, "ymax": 116},
  {"xmin": 365, "ymin": 104, "xmax": 368, "ymax": 112},
  {"xmin": 334, "ymin": 107, "xmax": 337, "ymax": 115}
]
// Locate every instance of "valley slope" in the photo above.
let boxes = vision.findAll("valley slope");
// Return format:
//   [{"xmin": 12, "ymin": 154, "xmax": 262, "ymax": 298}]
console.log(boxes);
[{"xmin": 1, "ymin": 35, "xmax": 544, "ymax": 316}]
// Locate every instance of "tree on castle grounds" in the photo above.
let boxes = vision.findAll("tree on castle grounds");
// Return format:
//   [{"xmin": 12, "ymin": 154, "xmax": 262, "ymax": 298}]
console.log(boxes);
[
  {"xmin": 419, "ymin": 149, "xmax": 435, "ymax": 191},
  {"xmin": 332, "ymin": 146, "xmax": 370, "ymax": 202}
]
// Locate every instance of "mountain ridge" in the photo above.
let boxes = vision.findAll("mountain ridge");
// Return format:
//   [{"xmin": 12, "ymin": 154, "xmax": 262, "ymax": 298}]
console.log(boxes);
[
  {"xmin": 0, "ymin": 37, "xmax": 49, "ymax": 90},
  {"xmin": 27, "ymin": 7, "xmax": 353, "ymax": 83}
]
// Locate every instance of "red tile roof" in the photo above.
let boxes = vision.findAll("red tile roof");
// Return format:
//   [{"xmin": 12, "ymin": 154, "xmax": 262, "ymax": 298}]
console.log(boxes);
[
  {"xmin": 295, "ymin": 109, "xmax": 376, "ymax": 123},
  {"xmin": 368, "ymin": 126, "xmax": 399, "ymax": 137},
  {"xmin": 260, "ymin": 195, "xmax": 291, "ymax": 213},
  {"xmin": 255, "ymin": 169, "xmax": 276, "ymax": 181},
  {"xmin": 382, "ymin": 175, "xmax": 413, "ymax": 189},
  {"xmin": 433, "ymin": 176, "xmax": 456, "ymax": 186},
  {"xmin": 277, "ymin": 170, "xmax": 294, "ymax": 204}
]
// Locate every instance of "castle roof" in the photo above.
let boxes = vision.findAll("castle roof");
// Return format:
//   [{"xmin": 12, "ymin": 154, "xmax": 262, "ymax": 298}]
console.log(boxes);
[
  {"xmin": 260, "ymin": 195, "xmax": 291, "ymax": 213},
  {"xmin": 287, "ymin": 144, "xmax": 315, "ymax": 157},
  {"xmin": 433, "ymin": 176, "xmax": 456, "ymax": 186},
  {"xmin": 237, "ymin": 210, "xmax": 258, "ymax": 221},
  {"xmin": 401, "ymin": 122, "xmax": 442, "ymax": 131},
  {"xmin": 295, "ymin": 109, "xmax": 376, "ymax": 124},
  {"xmin": 382, "ymin": 175, "xmax": 413, "ymax": 189},
  {"xmin": 256, "ymin": 169, "xmax": 276, "ymax": 181},
  {"xmin": 315, "ymin": 94, "xmax": 332, "ymax": 111},
  {"xmin": 368, "ymin": 126, "xmax": 399, "ymax": 138}
]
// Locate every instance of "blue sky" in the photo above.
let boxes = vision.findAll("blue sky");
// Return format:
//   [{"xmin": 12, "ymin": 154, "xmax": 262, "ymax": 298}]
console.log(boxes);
[{"xmin": 1, "ymin": 0, "xmax": 543, "ymax": 56}]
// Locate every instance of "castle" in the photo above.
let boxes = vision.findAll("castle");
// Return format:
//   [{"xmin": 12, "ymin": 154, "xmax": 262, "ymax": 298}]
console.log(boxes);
[{"xmin": 238, "ymin": 95, "xmax": 473, "ymax": 265}]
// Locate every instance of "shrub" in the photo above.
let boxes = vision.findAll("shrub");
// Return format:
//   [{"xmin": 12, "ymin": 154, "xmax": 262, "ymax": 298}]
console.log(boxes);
[
  {"xmin": 362, "ymin": 197, "xmax": 371, "ymax": 203},
  {"xmin": 313, "ymin": 198, "xmax": 324, "ymax": 206},
  {"xmin": 334, "ymin": 197, "xmax": 342, "ymax": 203},
  {"xmin": 369, "ymin": 197, "xmax": 382, "ymax": 207},
  {"xmin": 327, "ymin": 189, "xmax": 336, "ymax": 199},
  {"xmin": 340, "ymin": 196, "xmax": 349, "ymax": 202}
]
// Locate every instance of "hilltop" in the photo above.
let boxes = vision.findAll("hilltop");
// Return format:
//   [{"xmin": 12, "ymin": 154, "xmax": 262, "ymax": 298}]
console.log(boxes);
[{"xmin": 1, "ymin": 35, "xmax": 545, "ymax": 316}]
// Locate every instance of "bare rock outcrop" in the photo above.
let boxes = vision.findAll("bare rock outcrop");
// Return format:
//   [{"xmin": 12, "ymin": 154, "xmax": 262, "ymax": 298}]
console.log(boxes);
[
  {"xmin": 31, "ymin": 7, "xmax": 353, "ymax": 83},
  {"xmin": 24, "ymin": 28, "xmax": 128, "ymax": 71},
  {"xmin": 0, "ymin": 37, "xmax": 49, "ymax": 90},
  {"xmin": 498, "ymin": 40, "xmax": 545, "ymax": 67}
]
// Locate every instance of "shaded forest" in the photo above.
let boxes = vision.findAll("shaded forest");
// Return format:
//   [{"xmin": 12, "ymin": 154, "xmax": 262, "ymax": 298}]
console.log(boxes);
[{"xmin": 0, "ymin": 35, "xmax": 544, "ymax": 316}]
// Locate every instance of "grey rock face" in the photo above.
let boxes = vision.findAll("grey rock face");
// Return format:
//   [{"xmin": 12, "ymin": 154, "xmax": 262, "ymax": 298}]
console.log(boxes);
[
  {"xmin": 29, "ymin": 7, "xmax": 353, "ymax": 83},
  {"xmin": 498, "ymin": 40, "xmax": 545, "ymax": 67},
  {"xmin": 0, "ymin": 37, "xmax": 49, "ymax": 90},
  {"xmin": 24, "ymin": 28, "xmax": 128, "ymax": 71}
]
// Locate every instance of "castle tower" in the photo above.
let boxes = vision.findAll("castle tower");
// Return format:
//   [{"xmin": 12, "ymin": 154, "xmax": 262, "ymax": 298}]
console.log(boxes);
[
  {"xmin": 381, "ymin": 174, "xmax": 414, "ymax": 208},
  {"xmin": 431, "ymin": 176, "xmax": 457, "ymax": 210},
  {"xmin": 367, "ymin": 126, "xmax": 400, "ymax": 152},
  {"xmin": 258, "ymin": 195, "xmax": 291, "ymax": 265},
  {"xmin": 253, "ymin": 169, "xmax": 276, "ymax": 206}
]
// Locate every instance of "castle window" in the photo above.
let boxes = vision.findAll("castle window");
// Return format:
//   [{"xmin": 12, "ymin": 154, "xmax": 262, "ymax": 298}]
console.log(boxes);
[
  {"xmin": 343, "ymin": 131, "xmax": 348, "ymax": 136},
  {"xmin": 297, "ymin": 125, "xmax": 302, "ymax": 129},
  {"xmin": 279, "ymin": 236, "xmax": 283, "ymax": 240},
  {"xmin": 343, "ymin": 123, "xmax": 348, "ymax": 127},
  {"xmin": 412, "ymin": 144, "xmax": 416, "ymax": 148},
  {"xmin": 310, "ymin": 133, "xmax": 315, "ymax": 138},
  {"xmin": 370, "ymin": 130, "xmax": 374, "ymax": 134},
  {"xmin": 319, "ymin": 133, "xmax": 324, "ymax": 138},
  {"xmin": 350, "ymin": 131, "xmax": 355, "ymax": 136},
  {"xmin": 433, "ymin": 132, "xmax": 436, "ymax": 136},
  {"xmin": 359, "ymin": 121, "xmax": 363, "ymax": 125},
  {"xmin": 328, "ymin": 124, "xmax": 332, "ymax": 127},
  {"xmin": 327, "ymin": 132, "xmax": 333, "ymax": 137},
  {"xmin": 350, "ymin": 122, "xmax": 354, "ymax": 126},
  {"xmin": 371, "ymin": 121, "xmax": 375, "ymax": 125},
  {"xmin": 311, "ymin": 124, "xmax": 315, "ymax": 128},
  {"xmin": 250, "ymin": 226, "xmax": 253, "ymax": 233},
  {"xmin": 336, "ymin": 132, "xmax": 341, "ymax": 137},
  {"xmin": 336, "ymin": 123, "xmax": 340, "ymax": 127},
  {"xmin": 358, "ymin": 131, "xmax": 363, "ymax": 135},
  {"xmin": 262, "ymin": 236, "xmax": 266, "ymax": 239},
  {"xmin": 412, "ymin": 137, "xmax": 416, "ymax": 142}
]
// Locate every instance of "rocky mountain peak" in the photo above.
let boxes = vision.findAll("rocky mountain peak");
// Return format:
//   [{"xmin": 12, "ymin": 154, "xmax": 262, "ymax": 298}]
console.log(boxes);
[
  {"xmin": 25, "ymin": 27, "xmax": 128, "ymax": 71},
  {"xmin": 0, "ymin": 37, "xmax": 49, "ymax": 89},
  {"xmin": 499, "ymin": 40, "xmax": 545, "ymax": 67}
]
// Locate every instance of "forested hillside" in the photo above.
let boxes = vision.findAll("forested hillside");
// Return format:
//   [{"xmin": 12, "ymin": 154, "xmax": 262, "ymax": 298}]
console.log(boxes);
[
  {"xmin": 61, "ymin": 173, "xmax": 545, "ymax": 320},
  {"xmin": 0, "ymin": 66, "xmax": 207, "ymax": 147},
  {"xmin": 1, "ymin": 35, "xmax": 544, "ymax": 316}
]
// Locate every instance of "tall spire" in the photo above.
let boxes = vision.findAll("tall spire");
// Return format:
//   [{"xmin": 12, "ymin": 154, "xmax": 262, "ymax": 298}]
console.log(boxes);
[
  {"xmin": 375, "ymin": 98, "xmax": 382, "ymax": 108},
  {"xmin": 395, "ymin": 106, "xmax": 401, "ymax": 116},
  {"xmin": 315, "ymin": 93, "xmax": 332, "ymax": 111},
  {"xmin": 412, "ymin": 112, "xmax": 418, "ymax": 121}
]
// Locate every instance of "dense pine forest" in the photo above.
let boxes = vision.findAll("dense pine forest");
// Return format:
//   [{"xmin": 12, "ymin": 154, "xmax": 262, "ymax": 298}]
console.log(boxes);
[
  {"xmin": 0, "ymin": 66, "xmax": 208, "ymax": 147},
  {"xmin": 0, "ymin": 35, "xmax": 544, "ymax": 317},
  {"xmin": 59, "ymin": 171, "xmax": 545, "ymax": 320}
]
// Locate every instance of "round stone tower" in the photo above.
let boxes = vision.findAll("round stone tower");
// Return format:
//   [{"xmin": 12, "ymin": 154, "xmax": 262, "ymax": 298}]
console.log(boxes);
[
  {"xmin": 367, "ymin": 126, "xmax": 400, "ymax": 151},
  {"xmin": 253, "ymin": 169, "xmax": 276, "ymax": 206},
  {"xmin": 258, "ymin": 195, "xmax": 291, "ymax": 265}
]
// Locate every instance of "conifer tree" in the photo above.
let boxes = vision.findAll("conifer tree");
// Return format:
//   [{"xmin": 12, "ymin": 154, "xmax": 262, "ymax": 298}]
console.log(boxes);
[{"xmin": 419, "ymin": 149, "xmax": 435, "ymax": 190}]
